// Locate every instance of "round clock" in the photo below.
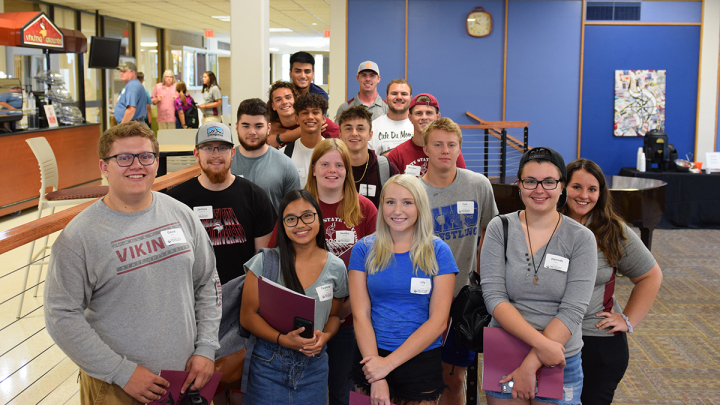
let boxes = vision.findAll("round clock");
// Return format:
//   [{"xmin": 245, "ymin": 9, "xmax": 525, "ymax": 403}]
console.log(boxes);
[{"xmin": 467, "ymin": 6, "xmax": 492, "ymax": 37}]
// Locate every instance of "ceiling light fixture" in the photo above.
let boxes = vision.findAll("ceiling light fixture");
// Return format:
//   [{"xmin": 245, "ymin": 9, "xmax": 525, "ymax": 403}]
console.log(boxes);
[
  {"xmin": 211, "ymin": 16, "xmax": 231, "ymax": 21},
  {"xmin": 269, "ymin": 28, "xmax": 293, "ymax": 32},
  {"xmin": 286, "ymin": 42, "xmax": 324, "ymax": 48},
  {"xmin": 269, "ymin": 47, "xmax": 279, "ymax": 52},
  {"xmin": 140, "ymin": 42, "xmax": 158, "ymax": 47}
]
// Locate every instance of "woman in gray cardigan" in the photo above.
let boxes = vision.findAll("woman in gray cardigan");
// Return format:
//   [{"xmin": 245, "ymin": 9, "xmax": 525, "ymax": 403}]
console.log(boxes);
[{"xmin": 481, "ymin": 147, "xmax": 597, "ymax": 405}]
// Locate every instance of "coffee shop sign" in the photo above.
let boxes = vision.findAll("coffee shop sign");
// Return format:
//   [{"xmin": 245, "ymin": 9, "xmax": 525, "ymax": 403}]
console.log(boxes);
[{"xmin": 22, "ymin": 13, "xmax": 64, "ymax": 48}]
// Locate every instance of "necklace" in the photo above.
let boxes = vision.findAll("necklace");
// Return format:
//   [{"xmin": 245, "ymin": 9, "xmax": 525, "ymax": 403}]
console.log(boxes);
[
  {"xmin": 354, "ymin": 154, "xmax": 370, "ymax": 183},
  {"xmin": 525, "ymin": 212, "xmax": 562, "ymax": 285}
]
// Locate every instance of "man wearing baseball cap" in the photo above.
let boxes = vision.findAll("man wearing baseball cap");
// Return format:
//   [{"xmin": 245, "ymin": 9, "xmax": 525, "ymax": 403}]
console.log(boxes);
[
  {"xmin": 334, "ymin": 60, "xmax": 388, "ymax": 122},
  {"xmin": 387, "ymin": 93, "xmax": 466, "ymax": 178},
  {"xmin": 166, "ymin": 122, "xmax": 276, "ymax": 285},
  {"xmin": 114, "ymin": 62, "xmax": 148, "ymax": 125}
]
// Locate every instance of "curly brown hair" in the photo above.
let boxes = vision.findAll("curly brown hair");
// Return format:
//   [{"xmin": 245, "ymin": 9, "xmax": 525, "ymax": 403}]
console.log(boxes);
[
  {"xmin": 267, "ymin": 81, "xmax": 299, "ymax": 123},
  {"xmin": 294, "ymin": 93, "xmax": 328, "ymax": 116},
  {"xmin": 98, "ymin": 122, "xmax": 158, "ymax": 159}
]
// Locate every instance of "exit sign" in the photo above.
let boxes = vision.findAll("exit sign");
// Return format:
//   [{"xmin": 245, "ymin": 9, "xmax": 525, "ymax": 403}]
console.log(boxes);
[
  {"xmin": 324, "ymin": 30, "xmax": 330, "ymax": 38},
  {"xmin": 205, "ymin": 30, "xmax": 214, "ymax": 38}
]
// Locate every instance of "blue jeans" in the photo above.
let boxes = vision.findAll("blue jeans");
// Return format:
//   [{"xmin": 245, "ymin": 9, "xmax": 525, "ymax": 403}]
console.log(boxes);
[
  {"xmin": 243, "ymin": 337, "xmax": 329, "ymax": 405},
  {"xmin": 327, "ymin": 325, "xmax": 355, "ymax": 405},
  {"xmin": 486, "ymin": 352, "xmax": 583, "ymax": 405}
]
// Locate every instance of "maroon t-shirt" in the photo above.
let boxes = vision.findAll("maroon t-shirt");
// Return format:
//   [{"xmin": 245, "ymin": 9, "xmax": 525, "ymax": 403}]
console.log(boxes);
[{"xmin": 387, "ymin": 138, "xmax": 466, "ymax": 177}]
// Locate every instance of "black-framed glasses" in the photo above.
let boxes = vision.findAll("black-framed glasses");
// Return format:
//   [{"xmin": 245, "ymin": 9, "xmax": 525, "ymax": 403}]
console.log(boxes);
[
  {"xmin": 283, "ymin": 212, "xmax": 317, "ymax": 227},
  {"xmin": 105, "ymin": 152, "xmax": 157, "ymax": 167},
  {"xmin": 518, "ymin": 179, "xmax": 561, "ymax": 190},
  {"xmin": 198, "ymin": 145, "xmax": 233, "ymax": 153}
]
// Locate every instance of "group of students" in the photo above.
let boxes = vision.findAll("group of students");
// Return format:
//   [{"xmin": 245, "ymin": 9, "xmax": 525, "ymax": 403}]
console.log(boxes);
[{"xmin": 150, "ymin": 69, "xmax": 223, "ymax": 129}]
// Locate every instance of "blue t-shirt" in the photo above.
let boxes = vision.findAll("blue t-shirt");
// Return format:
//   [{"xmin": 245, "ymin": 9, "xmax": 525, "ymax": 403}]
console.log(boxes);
[
  {"xmin": 309, "ymin": 83, "xmax": 329, "ymax": 101},
  {"xmin": 348, "ymin": 235, "xmax": 458, "ymax": 352},
  {"xmin": 114, "ymin": 78, "xmax": 147, "ymax": 122}
]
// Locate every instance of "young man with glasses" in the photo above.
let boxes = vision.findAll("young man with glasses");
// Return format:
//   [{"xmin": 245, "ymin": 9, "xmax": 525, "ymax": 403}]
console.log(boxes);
[
  {"xmin": 388, "ymin": 93, "xmax": 466, "ymax": 178},
  {"xmin": 334, "ymin": 61, "xmax": 388, "ymax": 122},
  {"xmin": 167, "ymin": 122, "xmax": 276, "ymax": 285},
  {"xmin": 419, "ymin": 118, "xmax": 498, "ymax": 405},
  {"xmin": 45, "ymin": 122, "xmax": 221, "ymax": 404}
]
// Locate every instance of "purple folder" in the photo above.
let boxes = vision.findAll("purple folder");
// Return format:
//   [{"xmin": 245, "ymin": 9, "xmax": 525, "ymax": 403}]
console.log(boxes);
[
  {"xmin": 349, "ymin": 391, "xmax": 397, "ymax": 405},
  {"xmin": 258, "ymin": 276, "xmax": 315, "ymax": 334},
  {"xmin": 481, "ymin": 327, "xmax": 564, "ymax": 399},
  {"xmin": 148, "ymin": 370, "xmax": 221, "ymax": 405}
]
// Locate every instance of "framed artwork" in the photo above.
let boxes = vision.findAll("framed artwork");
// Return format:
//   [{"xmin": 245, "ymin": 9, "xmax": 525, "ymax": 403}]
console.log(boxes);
[{"xmin": 614, "ymin": 70, "xmax": 666, "ymax": 137}]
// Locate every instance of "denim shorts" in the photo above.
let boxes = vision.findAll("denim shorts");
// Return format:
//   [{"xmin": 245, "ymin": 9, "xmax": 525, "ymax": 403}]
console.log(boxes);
[
  {"xmin": 243, "ymin": 337, "xmax": 328, "ymax": 405},
  {"xmin": 485, "ymin": 352, "xmax": 583, "ymax": 405}
]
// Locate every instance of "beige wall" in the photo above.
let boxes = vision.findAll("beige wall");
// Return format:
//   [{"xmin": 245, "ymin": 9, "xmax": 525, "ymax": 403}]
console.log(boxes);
[{"xmin": 218, "ymin": 56, "xmax": 231, "ymax": 106}]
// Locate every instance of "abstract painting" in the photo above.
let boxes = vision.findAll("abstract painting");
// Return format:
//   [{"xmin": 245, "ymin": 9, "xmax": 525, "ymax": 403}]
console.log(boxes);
[{"xmin": 614, "ymin": 70, "xmax": 666, "ymax": 137}]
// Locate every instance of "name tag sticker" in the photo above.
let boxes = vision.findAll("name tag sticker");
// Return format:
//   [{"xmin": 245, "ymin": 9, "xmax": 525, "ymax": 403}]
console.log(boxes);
[
  {"xmin": 316, "ymin": 284, "xmax": 333, "ymax": 301},
  {"xmin": 410, "ymin": 277, "xmax": 432, "ymax": 294},
  {"xmin": 193, "ymin": 206, "xmax": 213, "ymax": 220},
  {"xmin": 298, "ymin": 168, "xmax": 306, "ymax": 178},
  {"xmin": 335, "ymin": 230, "xmax": 355, "ymax": 244},
  {"xmin": 359, "ymin": 184, "xmax": 368, "ymax": 196},
  {"xmin": 457, "ymin": 201, "xmax": 474, "ymax": 214},
  {"xmin": 405, "ymin": 165, "xmax": 421, "ymax": 177},
  {"xmin": 367, "ymin": 184, "xmax": 377, "ymax": 197},
  {"xmin": 161, "ymin": 228, "xmax": 187, "ymax": 246},
  {"xmin": 544, "ymin": 254, "xmax": 569, "ymax": 272}
]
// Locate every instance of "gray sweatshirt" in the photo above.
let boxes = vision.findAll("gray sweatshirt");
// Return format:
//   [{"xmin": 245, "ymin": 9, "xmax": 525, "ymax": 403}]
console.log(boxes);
[
  {"xmin": 480, "ymin": 212, "xmax": 597, "ymax": 357},
  {"xmin": 44, "ymin": 192, "xmax": 222, "ymax": 388}
]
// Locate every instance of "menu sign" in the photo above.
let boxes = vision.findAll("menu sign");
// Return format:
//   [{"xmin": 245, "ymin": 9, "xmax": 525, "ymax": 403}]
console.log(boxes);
[{"xmin": 22, "ymin": 13, "xmax": 64, "ymax": 49}]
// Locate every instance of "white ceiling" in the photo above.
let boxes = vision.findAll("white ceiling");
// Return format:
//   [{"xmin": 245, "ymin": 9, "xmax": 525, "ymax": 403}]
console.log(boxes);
[{"xmin": 42, "ymin": 0, "xmax": 331, "ymax": 53}]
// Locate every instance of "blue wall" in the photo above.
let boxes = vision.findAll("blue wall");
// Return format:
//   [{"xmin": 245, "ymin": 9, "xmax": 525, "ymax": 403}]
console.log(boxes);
[{"xmin": 581, "ymin": 25, "xmax": 700, "ymax": 175}]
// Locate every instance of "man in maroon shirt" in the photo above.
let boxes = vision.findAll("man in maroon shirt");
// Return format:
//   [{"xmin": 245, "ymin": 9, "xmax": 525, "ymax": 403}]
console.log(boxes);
[{"xmin": 387, "ymin": 93, "xmax": 466, "ymax": 178}]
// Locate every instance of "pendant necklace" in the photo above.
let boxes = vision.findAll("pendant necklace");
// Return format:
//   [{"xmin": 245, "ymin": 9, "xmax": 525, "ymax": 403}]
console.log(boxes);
[
  {"xmin": 355, "ymin": 153, "xmax": 370, "ymax": 183},
  {"xmin": 525, "ymin": 212, "xmax": 561, "ymax": 285}
]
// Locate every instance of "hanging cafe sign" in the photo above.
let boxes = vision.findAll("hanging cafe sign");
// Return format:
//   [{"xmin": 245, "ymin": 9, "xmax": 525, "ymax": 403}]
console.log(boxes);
[{"xmin": 21, "ymin": 12, "xmax": 64, "ymax": 48}]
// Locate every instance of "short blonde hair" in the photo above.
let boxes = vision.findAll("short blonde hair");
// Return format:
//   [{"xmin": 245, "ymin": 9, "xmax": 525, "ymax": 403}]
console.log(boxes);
[
  {"xmin": 422, "ymin": 117, "xmax": 463, "ymax": 146},
  {"xmin": 162, "ymin": 70, "xmax": 176, "ymax": 84}
]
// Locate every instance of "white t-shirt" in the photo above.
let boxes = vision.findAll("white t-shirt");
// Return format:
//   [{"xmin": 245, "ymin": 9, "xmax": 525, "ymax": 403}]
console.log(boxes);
[
  {"xmin": 369, "ymin": 115, "xmax": 415, "ymax": 155},
  {"xmin": 280, "ymin": 139, "xmax": 315, "ymax": 187}
]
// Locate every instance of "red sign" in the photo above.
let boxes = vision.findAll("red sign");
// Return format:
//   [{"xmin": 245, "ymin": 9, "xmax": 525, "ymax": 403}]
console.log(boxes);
[
  {"xmin": 324, "ymin": 30, "xmax": 330, "ymax": 38},
  {"xmin": 22, "ymin": 13, "xmax": 64, "ymax": 49},
  {"xmin": 205, "ymin": 30, "xmax": 214, "ymax": 38}
]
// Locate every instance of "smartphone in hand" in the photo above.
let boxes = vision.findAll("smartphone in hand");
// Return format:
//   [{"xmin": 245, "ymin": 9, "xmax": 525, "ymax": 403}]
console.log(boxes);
[{"xmin": 294, "ymin": 317, "xmax": 314, "ymax": 339}]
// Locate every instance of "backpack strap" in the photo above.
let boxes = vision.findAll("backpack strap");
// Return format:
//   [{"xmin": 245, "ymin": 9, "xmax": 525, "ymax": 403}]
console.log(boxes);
[
  {"xmin": 500, "ymin": 215, "xmax": 509, "ymax": 257},
  {"xmin": 378, "ymin": 155, "xmax": 390, "ymax": 187},
  {"xmin": 284, "ymin": 141, "xmax": 295, "ymax": 158}
]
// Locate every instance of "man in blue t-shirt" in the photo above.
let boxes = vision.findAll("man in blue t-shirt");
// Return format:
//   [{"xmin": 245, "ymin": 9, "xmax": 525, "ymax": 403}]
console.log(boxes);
[{"xmin": 114, "ymin": 62, "xmax": 148, "ymax": 124}]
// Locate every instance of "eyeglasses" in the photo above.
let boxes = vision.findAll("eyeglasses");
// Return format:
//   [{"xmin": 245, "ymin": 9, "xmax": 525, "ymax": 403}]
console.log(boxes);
[
  {"xmin": 198, "ymin": 145, "xmax": 233, "ymax": 153},
  {"xmin": 283, "ymin": 212, "xmax": 317, "ymax": 227},
  {"xmin": 105, "ymin": 152, "xmax": 157, "ymax": 167},
  {"xmin": 518, "ymin": 179, "xmax": 561, "ymax": 190}
]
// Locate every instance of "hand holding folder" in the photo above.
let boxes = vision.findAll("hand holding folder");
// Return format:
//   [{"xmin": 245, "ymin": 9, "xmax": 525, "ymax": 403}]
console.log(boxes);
[
  {"xmin": 481, "ymin": 327, "xmax": 564, "ymax": 399},
  {"xmin": 148, "ymin": 370, "xmax": 221, "ymax": 405},
  {"xmin": 258, "ymin": 276, "xmax": 315, "ymax": 334}
]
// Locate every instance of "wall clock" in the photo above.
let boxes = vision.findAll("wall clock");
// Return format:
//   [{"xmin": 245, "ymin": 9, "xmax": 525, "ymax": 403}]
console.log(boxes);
[{"xmin": 467, "ymin": 6, "xmax": 492, "ymax": 38}]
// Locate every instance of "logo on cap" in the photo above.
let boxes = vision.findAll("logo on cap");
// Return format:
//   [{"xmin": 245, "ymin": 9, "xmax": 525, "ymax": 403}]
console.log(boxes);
[
  {"xmin": 207, "ymin": 126, "xmax": 224, "ymax": 137},
  {"xmin": 365, "ymin": 62, "xmax": 372, "ymax": 68}
]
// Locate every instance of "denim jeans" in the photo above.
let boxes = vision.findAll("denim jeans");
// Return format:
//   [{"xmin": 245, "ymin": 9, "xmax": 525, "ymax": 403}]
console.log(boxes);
[
  {"xmin": 243, "ymin": 337, "xmax": 329, "ymax": 405},
  {"xmin": 327, "ymin": 325, "xmax": 355, "ymax": 405}
]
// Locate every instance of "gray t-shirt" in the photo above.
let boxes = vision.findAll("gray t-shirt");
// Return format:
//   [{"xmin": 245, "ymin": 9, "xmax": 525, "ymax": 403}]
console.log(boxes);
[
  {"xmin": 481, "ymin": 212, "xmax": 597, "ymax": 357},
  {"xmin": 230, "ymin": 146, "xmax": 302, "ymax": 212},
  {"xmin": 583, "ymin": 221, "xmax": 656, "ymax": 337},
  {"xmin": 44, "ymin": 192, "xmax": 222, "ymax": 388},
  {"xmin": 422, "ymin": 168, "xmax": 498, "ymax": 296},
  {"xmin": 244, "ymin": 248, "xmax": 349, "ymax": 332},
  {"xmin": 201, "ymin": 85, "xmax": 222, "ymax": 115}
]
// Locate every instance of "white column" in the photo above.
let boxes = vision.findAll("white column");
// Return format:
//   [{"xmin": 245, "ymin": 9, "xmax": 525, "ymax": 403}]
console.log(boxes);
[
  {"xmin": 230, "ymin": 0, "xmax": 269, "ymax": 130},
  {"xmin": 0, "ymin": 0, "xmax": 6, "ymax": 76},
  {"xmin": 329, "ymin": 0, "xmax": 347, "ymax": 115},
  {"xmin": 696, "ymin": 1, "xmax": 720, "ymax": 160}
]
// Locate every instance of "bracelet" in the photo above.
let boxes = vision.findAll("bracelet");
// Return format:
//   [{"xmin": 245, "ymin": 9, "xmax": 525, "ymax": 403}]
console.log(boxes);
[
  {"xmin": 276, "ymin": 332, "xmax": 282, "ymax": 345},
  {"xmin": 276, "ymin": 134, "xmax": 283, "ymax": 145},
  {"xmin": 619, "ymin": 313, "xmax": 633, "ymax": 333}
]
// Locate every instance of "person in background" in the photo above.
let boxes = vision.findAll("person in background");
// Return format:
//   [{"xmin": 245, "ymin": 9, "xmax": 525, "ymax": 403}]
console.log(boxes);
[
  {"xmin": 335, "ymin": 61, "xmax": 388, "ymax": 122},
  {"xmin": 369, "ymin": 79, "xmax": 414, "ymax": 156},
  {"xmin": 290, "ymin": 51, "xmax": 328, "ymax": 101},
  {"xmin": 338, "ymin": 106, "xmax": 399, "ymax": 208},
  {"xmin": 136, "ymin": 72, "xmax": 153, "ymax": 127},
  {"xmin": 114, "ymin": 62, "xmax": 147, "ymax": 124},
  {"xmin": 152, "ymin": 70, "xmax": 178, "ymax": 130},
  {"xmin": 561, "ymin": 158, "xmax": 663, "ymax": 405},
  {"xmin": 349, "ymin": 174, "xmax": 457, "ymax": 405},
  {"xmin": 305, "ymin": 138, "xmax": 377, "ymax": 405},
  {"xmin": 240, "ymin": 190, "xmax": 348, "ymax": 405},
  {"xmin": 481, "ymin": 147, "xmax": 597, "ymax": 404},
  {"xmin": 198, "ymin": 71, "xmax": 222, "ymax": 124},
  {"xmin": 266, "ymin": 81, "xmax": 339, "ymax": 149},
  {"xmin": 175, "ymin": 81, "xmax": 195, "ymax": 129}
]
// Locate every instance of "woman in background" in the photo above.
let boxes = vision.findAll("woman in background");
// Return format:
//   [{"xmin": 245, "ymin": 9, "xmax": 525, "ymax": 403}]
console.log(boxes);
[
  {"xmin": 561, "ymin": 158, "xmax": 662, "ymax": 405},
  {"xmin": 198, "ymin": 71, "xmax": 222, "ymax": 124},
  {"xmin": 349, "ymin": 174, "xmax": 457, "ymax": 405},
  {"xmin": 305, "ymin": 138, "xmax": 377, "ymax": 405},
  {"xmin": 174, "ymin": 81, "xmax": 194, "ymax": 129},
  {"xmin": 151, "ymin": 70, "xmax": 178, "ymax": 130}
]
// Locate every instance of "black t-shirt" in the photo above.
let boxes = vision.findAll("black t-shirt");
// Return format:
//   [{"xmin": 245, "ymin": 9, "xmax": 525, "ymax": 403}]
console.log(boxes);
[{"xmin": 166, "ymin": 176, "xmax": 276, "ymax": 284}]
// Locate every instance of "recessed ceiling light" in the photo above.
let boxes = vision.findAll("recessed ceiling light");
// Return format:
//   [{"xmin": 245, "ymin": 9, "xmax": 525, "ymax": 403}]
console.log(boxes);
[
  {"xmin": 286, "ymin": 42, "xmax": 323, "ymax": 48},
  {"xmin": 269, "ymin": 28, "xmax": 293, "ymax": 32},
  {"xmin": 211, "ymin": 16, "xmax": 231, "ymax": 21},
  {"xmin": 269, "ymin": 47, "xmax": 279, "ymax": 52},
  {"xmin": 140, "ymin": 42, "xmax": 157, "ymax": 47},
  {"xmin": 312, "ymin": 23, "xmax": 317, "ymax": 25}
]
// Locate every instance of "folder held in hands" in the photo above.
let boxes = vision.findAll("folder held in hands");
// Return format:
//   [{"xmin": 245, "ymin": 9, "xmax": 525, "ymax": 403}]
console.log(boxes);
[{"xmin": 258, "ymin": 276, "xmax": 315, "ymax": 334}]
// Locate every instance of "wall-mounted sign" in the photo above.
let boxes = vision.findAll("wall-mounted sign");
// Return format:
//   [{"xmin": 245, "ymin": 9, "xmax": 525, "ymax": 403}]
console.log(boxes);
[
  {"xmin": 205, "ymin": 30, "xmax": 214, "ymax": 38},
  {"xmin": 324, "ymin": 30, "xmax": 330, "ymax": 38},
  {"xmin": 21, "ymin": 13, "xmax": 64, "ymax": 49}
]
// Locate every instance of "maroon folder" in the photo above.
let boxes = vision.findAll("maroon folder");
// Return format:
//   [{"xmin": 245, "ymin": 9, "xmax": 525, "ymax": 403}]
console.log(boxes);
[
  {"xmin": 349, "ymin": 391, "xmax": 397, "ymax": 405},
  {"xmin": 149, "ymin": 370, "xmax": 221, "ymax": 404},
  {"xmin": 258, "ymin": 276, "xmax": 315, "ymax": 334},
  {"xmin": 481, "ymin": 327, "xmax": 564, "ymax": 399}
]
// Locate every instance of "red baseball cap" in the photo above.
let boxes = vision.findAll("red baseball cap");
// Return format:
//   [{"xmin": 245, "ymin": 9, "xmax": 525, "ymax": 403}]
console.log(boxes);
[{"xmin": 409, "ymin": 93, "xmax": 439, "ymax": 111}]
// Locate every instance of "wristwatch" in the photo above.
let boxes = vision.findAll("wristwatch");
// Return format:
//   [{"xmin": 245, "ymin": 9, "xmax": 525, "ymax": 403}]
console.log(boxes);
[{"xmin": 276, "ymin": 134, "xmax": 283, "ymax": 145}]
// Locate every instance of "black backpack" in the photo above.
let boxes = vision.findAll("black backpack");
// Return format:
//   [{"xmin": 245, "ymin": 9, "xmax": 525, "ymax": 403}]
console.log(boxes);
[
  {"xmin": 185, "ymin": 103, "xmax": 199, "ymax": 128},
  {"xmin": 449, "ymin": 215, "xmax": 508, "ymax": 353}
]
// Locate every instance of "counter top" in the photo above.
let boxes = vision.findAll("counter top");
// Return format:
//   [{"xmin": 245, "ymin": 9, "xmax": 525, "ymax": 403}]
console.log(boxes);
[{"xmin": 0, "ymin": 122, "xmax": 100, "ymax": 137}]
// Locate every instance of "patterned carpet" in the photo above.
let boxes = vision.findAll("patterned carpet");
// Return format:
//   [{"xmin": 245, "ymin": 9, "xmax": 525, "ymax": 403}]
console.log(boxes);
[{"xmin": 476, "ymin": 228, "xmax": 720, "ymax": 404}]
